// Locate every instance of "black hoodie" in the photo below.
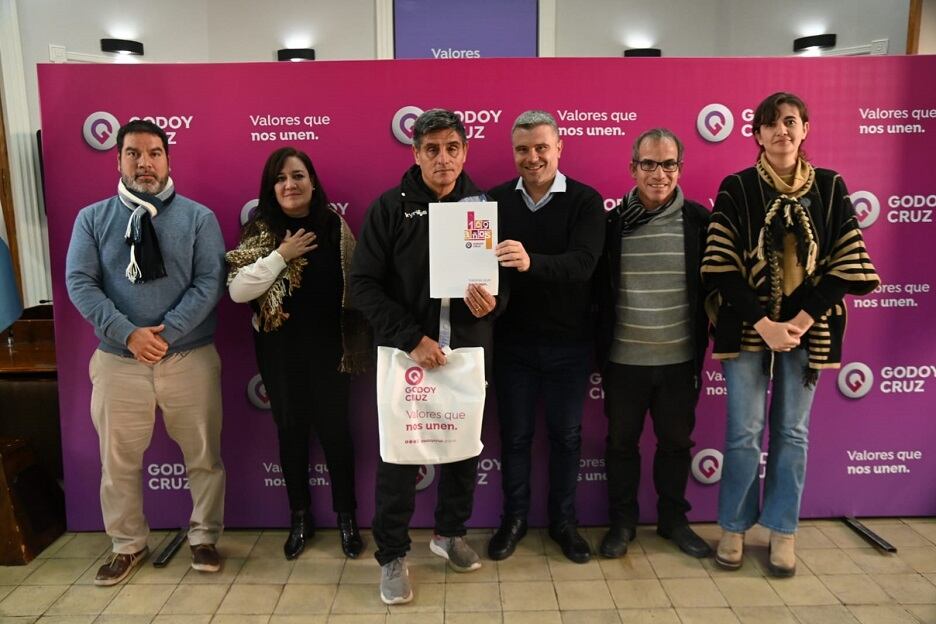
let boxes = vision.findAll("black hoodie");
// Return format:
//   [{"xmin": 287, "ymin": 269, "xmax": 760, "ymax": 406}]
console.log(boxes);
[{"xmin": 349, "ymin": 165, "xmax": 503, "ymax": 375}]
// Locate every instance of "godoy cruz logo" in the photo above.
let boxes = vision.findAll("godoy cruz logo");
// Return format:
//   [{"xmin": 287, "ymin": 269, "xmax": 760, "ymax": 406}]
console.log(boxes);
[
  {"xmin": 696, "ymin": 104, "xmax": 734, "ymax": 143},
  {"xmin": 837, "ymin": 362, "xmax": 874, "ymax": 399},
  {"xmin": 83, "ymin": 111, "xmax": 120, "ymax": 150},
  {"xmin": 691, "ymin": 449, "xmax": 723, "ymax": 484},
  {"xmin": 404, "ymin": 366, "xmax": 424, "ymax": 385},
  {"xmin": 240, "ymin": 199, "xmax": 259, "ymax": 226},
  {"xmin": 392, "ymin": 106, "xmax": 425, "ymax": 145},
  {"xmin": 464, "ymin": 210, "xmax": 493, "ymax": 249},
  {"xmin": 404, "ymin": 365, "xmax": 436, "ymax": 402},
  {"xmin": 849, "ymin": 191, "xmax": 881, "ymax": 229},
  {"xmin": 415, "ymin": 464, "xmax": 436, "ymax": 491},
  {"xmin": 241, "ymin": 197, "xmax": 347, "ymax": 224},
  {"xmin": 247, "ymin": 373, "xmax": 272, "ymax": 410}
]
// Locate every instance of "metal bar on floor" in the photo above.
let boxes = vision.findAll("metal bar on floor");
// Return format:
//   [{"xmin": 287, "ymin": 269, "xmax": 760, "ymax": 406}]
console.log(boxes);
[
  {"xmin": 841, "ymin": 517, "xmax": 897, "ymax": 553},
  {"xmin": 152, "ymin": 528, "xmax": 188, "ymax": 567}
]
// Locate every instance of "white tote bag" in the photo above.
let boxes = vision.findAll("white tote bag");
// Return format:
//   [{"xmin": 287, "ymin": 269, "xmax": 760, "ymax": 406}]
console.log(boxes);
[{"xmin": 376, "ymin": 345, "xmax": 486, "ymax": 465}]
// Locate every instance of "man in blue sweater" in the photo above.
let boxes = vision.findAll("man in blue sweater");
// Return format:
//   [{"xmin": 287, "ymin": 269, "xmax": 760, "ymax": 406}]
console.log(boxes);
[{"xmin": 66, "ymin": 120, "xmax": 227, "ymax": 585}]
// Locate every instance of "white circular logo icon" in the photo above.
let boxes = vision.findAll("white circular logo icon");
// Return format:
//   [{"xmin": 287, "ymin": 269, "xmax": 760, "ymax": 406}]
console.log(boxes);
[
  {"xmin": 247, "ymin": 373, "xmax": 271, "ymax": 410},
  {"xmin": 849, "ymin": 191, "xmax": 880, "ymax": 229},
  {"xmin": 691, "ymin": 449, "xmax": 723, "ymax": 484},
  {"xmin": 392, "ymin": 106, "xmax": 424, "ymax": 145},
  {"xmin": 414, "ymin": 464, "xmax": 436, "ymax": 491},
  {"xmin": 82, "ymin": 111, "xmax": 120, "ymax": 150},
  {"xmin": 240, "ymin": 199, "xmax": 259, "ymax": 226},
  {"xmin": 837, "ymin": 362, "xmax": 874, "ymax": 399},
  {"xmin": 696, "ymin": 104, "xmax": 734, "ymax": 143}
]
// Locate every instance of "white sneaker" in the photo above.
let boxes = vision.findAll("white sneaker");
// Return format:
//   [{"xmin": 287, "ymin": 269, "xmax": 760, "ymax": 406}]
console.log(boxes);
[
  {"xmin": 429, "ymin": 535, "xmax": 482, "ymax": 572},
  {"xmin": 379, "ymin": 557, "xmax": 413, "ymax": 605}
]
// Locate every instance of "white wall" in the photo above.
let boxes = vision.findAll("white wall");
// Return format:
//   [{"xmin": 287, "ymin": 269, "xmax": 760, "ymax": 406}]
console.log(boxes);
[
  {"xmin": 204, "ymin": 0, "xmax": 376, "ymax": 63},
  {"xmin": 15, "ymin": 0, "xmax": 377, "ymax": 130},
  {"xmin": 922, "ymin": 0, "xmax": 936, "ymax": 53},
  {"xmin": 556, "ymin": 0, "xmax": 910, "ymax": 57},
  {"xmin": 16, "ymin": 0, "xmax": 211, "ymax": 130}
]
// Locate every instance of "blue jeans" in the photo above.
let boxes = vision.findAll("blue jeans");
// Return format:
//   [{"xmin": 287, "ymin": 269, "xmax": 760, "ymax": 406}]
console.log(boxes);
[
  {"xmin": 494, "ymin": 341, "xmax": 592, "ymax": 529},
  {"xmin": 718, "ymin": 348, "xmax": 817, "ymax": 534}
]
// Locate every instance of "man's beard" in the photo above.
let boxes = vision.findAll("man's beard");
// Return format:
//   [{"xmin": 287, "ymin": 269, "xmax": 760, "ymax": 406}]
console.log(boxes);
[{"xmin": 122, "ymin": 173, "xmax": 168, "ymax": 195}]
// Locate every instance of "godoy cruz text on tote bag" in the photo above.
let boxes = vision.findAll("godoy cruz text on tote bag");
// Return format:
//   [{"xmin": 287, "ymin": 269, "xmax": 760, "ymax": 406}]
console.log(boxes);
[{"xmin": 376, "ymin": 345, "xmax": 485, "ymax": 465}]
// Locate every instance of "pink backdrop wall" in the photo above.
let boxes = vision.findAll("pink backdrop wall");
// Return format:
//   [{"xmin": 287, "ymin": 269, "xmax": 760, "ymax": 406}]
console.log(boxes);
[{"xmin": 37, "ymin": 57, "xmax": 936, "ymax": 531}]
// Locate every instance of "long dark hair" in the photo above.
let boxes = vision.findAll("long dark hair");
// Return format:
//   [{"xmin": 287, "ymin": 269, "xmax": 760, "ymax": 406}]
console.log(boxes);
[
  {"xmin": 243, "ymin": 147, "xmax": 329, "ymax": 241},
  {"xmin": 752, "ymin": 91, "xmax": 810, "ymax": 159}
]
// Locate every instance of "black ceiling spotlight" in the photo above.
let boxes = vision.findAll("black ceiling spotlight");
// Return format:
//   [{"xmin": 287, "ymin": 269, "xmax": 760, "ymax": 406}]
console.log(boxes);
[
  {"xmin": 793, "ymin": 34, "xmax": 837, "ymax": 53},
  {"xmin": 623, "ymin": 48, "xmax": 662, "ymax": 57},
  {"xmin": 277, "ymin": 48, "xmax": 316, "ymax": 62},
  {"xmin": 100, "ymin": 38, "xmax": 144, "ymax": 56}
]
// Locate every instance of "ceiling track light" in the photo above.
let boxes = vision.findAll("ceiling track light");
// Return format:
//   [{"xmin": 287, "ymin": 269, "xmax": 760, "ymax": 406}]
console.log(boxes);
[
  {"xmin": 793, "ymin": 34, "xmax": 837, "ymax": 53},
  {"xmin": 623, "ymin": 48, "xmax": 662, "ymax": 57},
  {"xmin": 100, "ymin": 38, "xmax": 144, "ymax": 56},
  {"xmin": 277, "ymin": 48, "xmax": 316, "ymax": 62}
]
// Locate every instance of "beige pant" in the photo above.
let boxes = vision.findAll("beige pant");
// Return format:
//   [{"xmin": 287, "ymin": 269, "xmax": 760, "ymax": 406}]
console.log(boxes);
[{"xmin": 90, "ymin": 344, "xmax": 225, "ymax": 554}]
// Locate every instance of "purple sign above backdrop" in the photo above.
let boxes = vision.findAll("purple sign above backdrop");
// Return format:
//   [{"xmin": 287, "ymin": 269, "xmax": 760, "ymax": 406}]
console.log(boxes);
[{"xmin": 394, "ymin": 0, "xmax": 538, "ymax": 59}]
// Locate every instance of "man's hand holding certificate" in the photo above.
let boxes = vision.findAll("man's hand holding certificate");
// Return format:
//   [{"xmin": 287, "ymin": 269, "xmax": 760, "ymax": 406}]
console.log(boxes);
[{"xmin": 429, "ymin": 201, "xmax": 499, "ymax": 299}]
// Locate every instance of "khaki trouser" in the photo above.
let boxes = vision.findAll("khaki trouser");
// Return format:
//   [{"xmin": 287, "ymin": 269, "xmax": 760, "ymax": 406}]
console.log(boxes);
[{"xmin": 90, "ymin": 344, "xmax": 225, "ymax": 554}]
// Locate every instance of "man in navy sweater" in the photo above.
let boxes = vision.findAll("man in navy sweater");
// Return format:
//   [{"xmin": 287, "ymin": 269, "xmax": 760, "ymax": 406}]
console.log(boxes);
[
  {"xmin": 488, "ymin": 110, "xmax": 605, "ymax": 563},
  {"xmin": 66, "ymin": 120, "xmax": 226, "ymax": 585}
]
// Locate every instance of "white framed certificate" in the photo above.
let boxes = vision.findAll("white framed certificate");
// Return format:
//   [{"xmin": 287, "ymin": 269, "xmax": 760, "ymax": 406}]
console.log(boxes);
[{"xmin": 429, "ymin": 201, "xmax": 499, "ymax": 298}]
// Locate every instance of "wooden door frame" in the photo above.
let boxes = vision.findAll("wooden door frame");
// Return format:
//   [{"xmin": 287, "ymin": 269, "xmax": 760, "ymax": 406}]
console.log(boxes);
[{"xmin": 908, "ymin": 0, "xmax": 922, "ymax": 53}]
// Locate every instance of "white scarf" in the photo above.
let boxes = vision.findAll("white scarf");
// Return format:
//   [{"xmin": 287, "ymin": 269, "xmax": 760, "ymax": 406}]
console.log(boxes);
[{"xmin": 117, "ymin": 177, "xmax": 175, "ymax": 283}]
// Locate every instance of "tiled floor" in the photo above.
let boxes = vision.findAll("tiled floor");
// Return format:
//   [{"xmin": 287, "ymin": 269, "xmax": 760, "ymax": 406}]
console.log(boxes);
[{"xmin": 2, "ymin": 519, "xmax": 935, "ymax": 623}]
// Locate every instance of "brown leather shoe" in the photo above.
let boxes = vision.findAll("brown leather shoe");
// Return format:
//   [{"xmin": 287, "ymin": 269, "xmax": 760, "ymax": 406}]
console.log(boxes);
[
  {"xmin": 190, "ymin": 543, "xmax": 221, "ymax": 572},
  {"xmin": 94, "ymin": 546, "xmax": 149, "ymax": 586}
]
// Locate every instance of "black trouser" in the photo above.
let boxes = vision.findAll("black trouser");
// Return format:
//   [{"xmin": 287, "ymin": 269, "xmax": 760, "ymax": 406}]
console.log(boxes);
[
  {"xmin": 255, "ymin": 328, "xmax": 356, "ymax": 514},
  {"xmin": 372, "ymin": 456, "xmax": 478, "ymax": 566},
  {"xmin": 603, "ymin": 361, "xmax": 699, "ymax": 532},
  {"xmin": 494, "ymin": 341, "xmax": 592, "ymax": 531},
  {"xmin": 275, "ymin": 371, "xmax": 356, "ymax": 513}
]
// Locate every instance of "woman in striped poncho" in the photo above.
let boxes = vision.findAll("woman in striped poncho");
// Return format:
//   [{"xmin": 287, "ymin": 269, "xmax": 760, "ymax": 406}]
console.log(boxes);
[{"xmin": 701, "ymin": 92, "xmax": 878, "ymax": 576}]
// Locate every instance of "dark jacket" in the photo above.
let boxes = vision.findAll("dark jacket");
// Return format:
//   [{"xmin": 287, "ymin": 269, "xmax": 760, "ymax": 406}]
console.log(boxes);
[
  {"xmin": 349, "ymin": 164, "xmax": 503, "ymax": 375},
  {"xmin": 595, "ymin": 196, "xmax": 711, "ymax": 378}
]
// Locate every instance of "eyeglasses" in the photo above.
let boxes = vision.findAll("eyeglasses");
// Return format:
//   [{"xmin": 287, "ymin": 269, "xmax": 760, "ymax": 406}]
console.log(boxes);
[{"xmin": 634, "ymin": 159, "xmax": 681, "ymax": 172}]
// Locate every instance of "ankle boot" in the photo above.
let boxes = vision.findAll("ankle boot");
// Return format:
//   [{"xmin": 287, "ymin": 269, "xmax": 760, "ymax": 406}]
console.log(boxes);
[
  {"xmin": 768, "ymin": 531, "xmax": 796, "ymax": 577},
  {"xmin": 715, "ymin": 530, "xmax": 744, "ymax": 570},
  {"xmin": 283, "ymin": 509, "xmax": 314, "ymax": 560},
  {"xmin": 338, "ymin": 512, "xmax": 364, "ymax": 558}
]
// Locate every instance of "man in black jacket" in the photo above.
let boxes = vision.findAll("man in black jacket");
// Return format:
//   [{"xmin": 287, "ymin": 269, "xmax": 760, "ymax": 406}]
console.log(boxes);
[
  {"xmin": 487, "ymin": 110, "xmax": 606, "ymax": 564},
  {"xmin": 595, "ymin": 128, "xmax": 712, "ymax": 559},
  {"xmin": 350, "ymin": 109, "xmax": 497, "ymax": 605}
]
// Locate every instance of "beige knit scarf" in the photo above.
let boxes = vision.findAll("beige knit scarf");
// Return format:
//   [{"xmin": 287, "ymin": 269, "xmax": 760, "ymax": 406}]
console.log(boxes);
[{"xmin": 755, "ymin": 154, "xmax": 818, "ymax": 321}]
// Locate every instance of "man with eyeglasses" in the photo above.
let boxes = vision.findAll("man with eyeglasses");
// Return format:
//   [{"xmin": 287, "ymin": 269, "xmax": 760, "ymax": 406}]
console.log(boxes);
[
  {"xmin": 594, "ymin": 128, "xmax": 712, "ymax": 559},
  {"xmin": 487, "ymin": 110, "xmax": 605, "ymax": 564}
]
